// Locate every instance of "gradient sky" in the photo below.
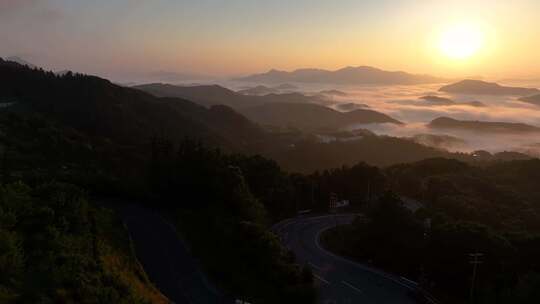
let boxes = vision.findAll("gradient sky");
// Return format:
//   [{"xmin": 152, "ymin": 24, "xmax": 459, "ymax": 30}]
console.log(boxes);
[{"xmin": 1, "ymin": 0, "xmax": 539, "ymax": 81}]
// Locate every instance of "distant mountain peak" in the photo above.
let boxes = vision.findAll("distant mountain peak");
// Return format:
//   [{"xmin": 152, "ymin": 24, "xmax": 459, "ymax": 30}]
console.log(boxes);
[
  {"xmin": 339, "ymin": 65, "xmax": 378, "ymax": 72},
  {"xmin": 428, "ymin": 116, "xmax": 540, "ymax": 134},
  {"xmin": 439, "ymin": 79, "xmax": 539, "ymax": 96},
  {"xmin": 266, "ymin": 69, "xmax": 286, "ymax": 74},
  {"xmin": 237, "ymin": 65, "xmax": 445, "ymax": 85}
]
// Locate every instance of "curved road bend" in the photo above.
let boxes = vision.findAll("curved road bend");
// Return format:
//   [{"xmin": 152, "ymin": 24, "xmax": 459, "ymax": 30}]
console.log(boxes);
[
  {"xmin": 115, "ymin": 204, "xmax": 227, "ymax": 304},
  {"xmin": 274, "ymin": 215, "xmax": 420, "ymax": 304}
]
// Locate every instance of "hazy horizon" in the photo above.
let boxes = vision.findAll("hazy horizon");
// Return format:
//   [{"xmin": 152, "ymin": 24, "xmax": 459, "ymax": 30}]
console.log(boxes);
[
  {"xmin": 2, "ymin": 0, "xmax": 540, "ymax": 82},
  {"xmin": 3, "ymin": 0, "xmax": 540, "ymax": 156}
]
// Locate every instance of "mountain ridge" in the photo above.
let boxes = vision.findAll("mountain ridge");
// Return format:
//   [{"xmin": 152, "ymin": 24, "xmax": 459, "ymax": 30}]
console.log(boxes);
[
  {"xmin": 439, "ymin": 79, "xmax": 539, "ymax": 96},
  {"xmin": 236, "ymin": 66, "xmax": 446, "ymax": 85},
  {"xmin": 0, "ymin": 57, "xmax": 266, "ymax": 152},
  {"xmin": 135, "ymin": 83, "xmax": 402, "ymax": 131},
  {"xmin": 239, "ymin": 102, "xmax": 401, "ymax": 131},
  {"xmin": 519, "ymin": 94, "xmax": 540, "ymax": 106},
  {"xmin": 428, "ymin": 117, "xmax": 540, "ymax": 134},
  {"xmin": 134, "ymin": 83, "xmax": 334, "ymax": 109}
]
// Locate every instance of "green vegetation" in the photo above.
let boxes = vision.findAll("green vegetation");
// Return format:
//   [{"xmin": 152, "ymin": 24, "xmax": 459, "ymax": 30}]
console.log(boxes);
[
  {"xmin": 268, "ymin": 135, "xmax": 448, "ymax": 172},
  {"xmin": 0, "ymin": 58, "xmax": 264, "ymax": 152},
  {"xmin": 0, "ymin": 59, "xmax": 319, "ymax": 303},
  {"xmin": 2, "ymin": 58, "xmax": 540, "ymax": 304},
  {"xmin": 322, "ymin": 158, "xmax": 540, "ymax": 303},
  {"xmin": 0, "ymin": 182, "xmax": 166, "ymax": 304},
  {"xmin": 147, "ymin": 139, "xmax": 316, "ymax": 303}
]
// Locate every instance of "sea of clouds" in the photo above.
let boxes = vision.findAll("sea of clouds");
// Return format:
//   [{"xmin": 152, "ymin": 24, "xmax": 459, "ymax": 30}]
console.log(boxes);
[
  {"xmin": 332, "ymin": 82, "xmax": 540, "ymax": 156},
  {"xmin": 219, "ymin": 79, "xmax": 540, "ymax": 156}
]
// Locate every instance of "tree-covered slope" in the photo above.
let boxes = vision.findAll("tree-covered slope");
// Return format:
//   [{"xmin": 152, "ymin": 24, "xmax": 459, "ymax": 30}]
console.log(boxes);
[
  {"xmin": 0, "ymin": 182, "xmax": 167, "ymax": 303},
  {"xmin": 0, "ymin": 58, "xmax": 265, "ymax": 152}
]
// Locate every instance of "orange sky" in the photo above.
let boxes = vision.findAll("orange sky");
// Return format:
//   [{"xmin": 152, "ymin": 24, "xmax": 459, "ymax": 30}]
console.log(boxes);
[{"xmin": 1, "ymin": 0, "xmax": 539, "ymax": 80}]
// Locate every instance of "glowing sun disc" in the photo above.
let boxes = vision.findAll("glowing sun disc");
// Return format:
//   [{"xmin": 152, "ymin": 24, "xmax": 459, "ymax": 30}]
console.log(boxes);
[{"xmin": 439, "ymin": 24, "xmax": 484, "ymax": 59}]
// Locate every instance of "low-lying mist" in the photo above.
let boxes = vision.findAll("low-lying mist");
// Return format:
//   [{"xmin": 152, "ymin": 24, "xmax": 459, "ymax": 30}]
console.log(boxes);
[
  {"xmin": 332, "ymin": 83, "xmax": 540, "ymax": 156},
  {"xmin": 223, "ymin": 80, "xmax": 540, "ymax": 156}
]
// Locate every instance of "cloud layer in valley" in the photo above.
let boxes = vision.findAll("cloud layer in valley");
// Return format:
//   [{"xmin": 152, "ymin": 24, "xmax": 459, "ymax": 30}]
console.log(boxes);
[{"xmin": 288, "ymin": 82, "xmax": 540, "ymax": 156}]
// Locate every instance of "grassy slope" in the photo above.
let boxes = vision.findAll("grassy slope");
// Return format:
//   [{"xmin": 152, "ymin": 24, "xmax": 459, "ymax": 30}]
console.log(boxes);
[{"xmin": 0, "ymin": 182, "xmax": 168, "ymax": 304}]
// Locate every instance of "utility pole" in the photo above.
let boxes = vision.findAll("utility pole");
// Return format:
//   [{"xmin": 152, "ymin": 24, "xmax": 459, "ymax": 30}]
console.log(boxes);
[
  {"xmin": 295, "ymin": 196, "xmax": 299, "ymax": 217},
  {"xmin": 1, "ymin": 144, "xmax": 8, "ymax": 184},
  {"xmin": 311, "ymin": 180, "xmax": 315, "ymax": 209},
  {"xmin": 366, "ymin": 179, "xmax": 372, "ymax": 209},
  {"xmin": 419, "ymin": 218, "xmax": 432, "ymax": 289},
  {"xmin": 469, "ymin": 252, "xmax": 484, "ymax": 304},
  {"xmin": 329, "ymin": 192, "xmax": 343, "ymax": 249},
  {"xmin": 329, "ymin": 192, "xmax": 338, "ymax": 227}
]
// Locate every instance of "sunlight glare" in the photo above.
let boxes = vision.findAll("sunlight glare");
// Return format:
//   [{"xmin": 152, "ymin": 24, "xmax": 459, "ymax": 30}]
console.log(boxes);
[{"xmin": 439, "ymin": 23, "xmax": 484, "ymax": 60}]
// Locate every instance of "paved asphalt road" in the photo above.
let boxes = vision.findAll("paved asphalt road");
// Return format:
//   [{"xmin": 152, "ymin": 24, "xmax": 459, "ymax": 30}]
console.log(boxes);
[
  {"xmin": 273, "ymin": 214, "xmax": 422, "ymax": 304},
  {"xmin": 116, "ymin": 204, "xmax": 228, "ymax": 304}
]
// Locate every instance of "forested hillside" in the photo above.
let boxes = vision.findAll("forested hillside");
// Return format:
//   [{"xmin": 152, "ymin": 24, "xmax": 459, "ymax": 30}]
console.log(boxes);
[
  {"xmin": 322, "ymin": 158, "xmax": 540, "ymax": 303},
  {"xmin": 0, "ymin": 59, "xmax": 317, "ymax": 303},
  {"xmin": 0, "ymin": 58, "xmax": 265, "ymax": 152},
  {"xmin": 0, "ymin": 182, "xmax": 167, "ymax": 303},
  {"xmin": 2, "ymin": 58, "xmax": 540, "ymax": 303}
]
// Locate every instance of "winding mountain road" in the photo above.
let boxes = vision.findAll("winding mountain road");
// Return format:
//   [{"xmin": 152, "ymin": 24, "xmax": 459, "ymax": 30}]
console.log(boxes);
[
  {"xmin": 115, "ymin": 203, "xmax": 433, "ymax": 303},
  {"xmin": 116, "ymin": 204, "xmax": 228, "ymax": 304},
  {"xmin": 273, "ymin": 214, "xmax": 426, "ymax": 304}
]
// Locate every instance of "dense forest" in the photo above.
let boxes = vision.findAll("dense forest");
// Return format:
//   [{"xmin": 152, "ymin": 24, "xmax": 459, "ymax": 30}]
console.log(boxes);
[
  {"xmin": 322, "ymin": 158, "xmax": 540, "ymax": 303},
  {"xmin": 0, "ymin": 59, "xmax": 319, "ymax": 303},
  {"xmin": 2, "ymin": 58, "xmax": 540, "ymax": 303},
  {"xmin": 0, "ymin": 181, "xmax": 166, "ymax": 303}
]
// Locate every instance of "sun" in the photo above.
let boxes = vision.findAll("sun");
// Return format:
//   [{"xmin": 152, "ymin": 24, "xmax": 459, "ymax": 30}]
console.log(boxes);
[{"xmin": 439, "ymin": 23, "xmax": 484, "ymax": 60}]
